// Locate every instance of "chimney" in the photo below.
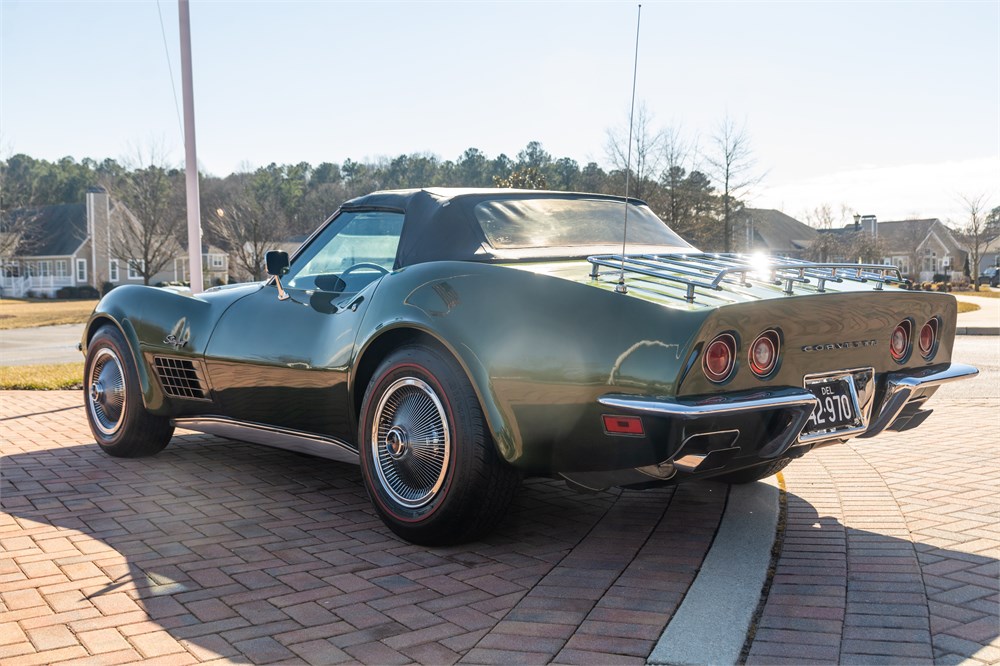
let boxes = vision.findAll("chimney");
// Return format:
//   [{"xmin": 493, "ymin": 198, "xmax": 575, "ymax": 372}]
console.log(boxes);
[
  {"xmin": 86, "ymin": 187, "xmax": 110, "ymax": 289},
  {"xmin": 860, "ymin": 214, "xmax": 877, "ymax": 236}
]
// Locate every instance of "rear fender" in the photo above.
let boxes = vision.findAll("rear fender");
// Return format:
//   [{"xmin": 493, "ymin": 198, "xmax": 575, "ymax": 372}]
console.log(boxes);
[{"xmin": 354, "ymin": 262, "xmax": 709, "ymax": 469}]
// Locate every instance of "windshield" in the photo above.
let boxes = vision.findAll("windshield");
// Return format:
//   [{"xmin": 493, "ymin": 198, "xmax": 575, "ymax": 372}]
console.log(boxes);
[{"xmin": 474, "ymin": 197, "xmax": 691, "ymax": 250}]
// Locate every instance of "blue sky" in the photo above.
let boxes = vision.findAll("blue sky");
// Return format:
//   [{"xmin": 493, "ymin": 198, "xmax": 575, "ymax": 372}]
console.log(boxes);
[{"xmin": 2, "ymin": 1, "xmax": 997, "ymax": 225}]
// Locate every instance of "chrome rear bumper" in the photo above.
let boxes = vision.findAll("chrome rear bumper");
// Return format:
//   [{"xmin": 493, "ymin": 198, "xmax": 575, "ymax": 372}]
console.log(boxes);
[
  {"xmin": 581, "ymin": 362, "xmax": 979, "ymax": 491},
  {"xmin": 857, "ymin": 362, "xmax": 979, "ymax": 438},
  {"xmin": 599, "ymin": 387, "xmax": 818, "ymax": 460}
]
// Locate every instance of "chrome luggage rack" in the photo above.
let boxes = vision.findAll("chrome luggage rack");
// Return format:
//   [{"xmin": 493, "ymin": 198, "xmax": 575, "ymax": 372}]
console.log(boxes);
[{"xmin": 588, "ymin": 253, "xmax": 906, "ymax": 303}]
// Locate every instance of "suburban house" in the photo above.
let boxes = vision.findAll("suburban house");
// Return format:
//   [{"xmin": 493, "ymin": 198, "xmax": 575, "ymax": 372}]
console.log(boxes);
[
  {"xmin": 821, "ymin": 217, "xmax": 967, "ymax": 283},
  {"xmin": 873, "ymin": 218, "xmax": 966, "ymax": 282},
  {"xmin": 978, "ymin": 235, "xmax": 1000, "ymax": 274},
  {"xmin": 1, "ymin": 187, "xmax": 228, "ymax": 297},
  {"xmin": 739, "ymin": 209, "xmax": 818, "ymax": 258}
]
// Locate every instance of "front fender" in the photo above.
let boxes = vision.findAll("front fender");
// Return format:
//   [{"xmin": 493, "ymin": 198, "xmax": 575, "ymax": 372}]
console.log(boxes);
[{"xmin": 83, "ymin": 283, "xmax": 260, "ymax": 413}]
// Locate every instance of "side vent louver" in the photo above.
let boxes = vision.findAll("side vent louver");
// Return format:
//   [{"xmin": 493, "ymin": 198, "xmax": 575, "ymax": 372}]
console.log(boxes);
[{"xmin": 153, "ymin": 356, "xmax": 210, "ymax": 400}]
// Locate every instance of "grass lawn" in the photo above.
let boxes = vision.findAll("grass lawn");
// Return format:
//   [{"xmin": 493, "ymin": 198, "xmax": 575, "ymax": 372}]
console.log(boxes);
[
  {"xmin": 957, "ymin": 301, "xmax": 981, "ymax": 314},
  {"xmin": 0, "ymin": 298, "xmax": 97, "ymax": 329},
  {"xmin": 0, "ymin": 362, "xmax": 83, "ymax": 390},
  {"xmin": 960, "ymin": 286, "xmax": 1000, "ymax": 298}
]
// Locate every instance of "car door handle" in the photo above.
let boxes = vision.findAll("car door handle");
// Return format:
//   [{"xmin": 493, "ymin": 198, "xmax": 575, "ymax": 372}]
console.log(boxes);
[{"xmin": 338, "ymin": 295, "xmax": 364, "ymax": 313}]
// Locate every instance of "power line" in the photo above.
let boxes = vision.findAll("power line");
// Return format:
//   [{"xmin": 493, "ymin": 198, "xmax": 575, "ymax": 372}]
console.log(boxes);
[{"xmin": 156, "ymin": 0, "xmax": 184, "ymax": 138}]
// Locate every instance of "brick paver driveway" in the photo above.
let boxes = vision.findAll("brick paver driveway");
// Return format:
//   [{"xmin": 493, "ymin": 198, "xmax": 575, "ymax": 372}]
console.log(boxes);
[
  {"xmin": 2, "ymin": 377, "xmax": 998, "ymax": 664},
  {"xmin": 746, "ymin": 390, "xmax": 1000, "ymax": 665},
  {"xmin": 1, "ymin": 391, "xmax": 725, "ymax": 665}
]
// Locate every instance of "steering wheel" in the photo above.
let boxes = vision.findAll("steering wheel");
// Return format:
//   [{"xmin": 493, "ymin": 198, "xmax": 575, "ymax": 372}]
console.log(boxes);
[{"xmin": 341, "ymin": 262, "xmax": 390, "ymax": 278}]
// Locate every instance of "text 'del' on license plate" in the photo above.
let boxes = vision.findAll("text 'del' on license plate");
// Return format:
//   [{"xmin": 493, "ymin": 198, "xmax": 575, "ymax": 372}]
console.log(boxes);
[{"xmin": 800, "ymin": 373, "xmax": 863, "ymax": 441}]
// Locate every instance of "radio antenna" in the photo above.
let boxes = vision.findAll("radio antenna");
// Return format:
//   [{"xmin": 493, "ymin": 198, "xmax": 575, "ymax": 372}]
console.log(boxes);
[{"xmin": 617, "ymin": 3, "xmax": 642, "ymax": 295}]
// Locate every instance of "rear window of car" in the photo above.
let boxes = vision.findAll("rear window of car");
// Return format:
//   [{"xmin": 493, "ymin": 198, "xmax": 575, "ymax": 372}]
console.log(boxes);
[{"xmin": 473, "ymin": 197, "xmax": 691, "ymax": 249}]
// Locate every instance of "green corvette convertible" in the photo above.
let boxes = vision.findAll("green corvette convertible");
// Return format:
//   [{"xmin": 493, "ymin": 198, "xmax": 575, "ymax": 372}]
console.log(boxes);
[{"xmin": 82, "ymin": 188, "xmax": 977, "ymax": 544}]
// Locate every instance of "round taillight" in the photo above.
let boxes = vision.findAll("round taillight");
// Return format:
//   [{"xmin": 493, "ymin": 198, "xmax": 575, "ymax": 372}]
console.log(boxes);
[
  {"xmin": 918, "ymin": 318, "xmax": 938, "ymax": 358},
  {"xmin": 749, "ymin": 330, "xmax": 780, "ymax": 377},
  {"xmin": 890, "ymin": 320, "xmax": 911, "ymax": 362},
  {"xmin": 703, "ymin": 333, "xmax": 737, "ymax": 383}
]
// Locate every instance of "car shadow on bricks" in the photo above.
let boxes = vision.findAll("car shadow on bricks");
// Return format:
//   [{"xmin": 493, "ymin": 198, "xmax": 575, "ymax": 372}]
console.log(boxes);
[
  {"xmin": 3, "ymin": 406, "xmax": 997, "ymax": 665},
  {"xmin": 3, "ymin": 430, "xmax": 717, "ymax": 664},
  {"xmin": 744, "ymin": 488, "xmax": 999, "ymax": 666}
]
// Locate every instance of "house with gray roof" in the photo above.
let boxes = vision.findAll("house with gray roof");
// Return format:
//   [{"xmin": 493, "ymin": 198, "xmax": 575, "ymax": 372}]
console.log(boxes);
[
  {"xmin": 977, "ymin": 235, "xmax": 1000, "ymax": 275},
  {"xmin": 819, "ymin": 216, "xmax": 967, "ymax": 282},
  {"xmin": 738, "ymin": 209, "xmax": 818, "ymax": 257},
  {"xmin": 1, "ymin": 188, "xmax": 228, "ymax": 297},
  {"xmin": 872, "ymin": 218, "xmax": 966, "ymax": 282}
]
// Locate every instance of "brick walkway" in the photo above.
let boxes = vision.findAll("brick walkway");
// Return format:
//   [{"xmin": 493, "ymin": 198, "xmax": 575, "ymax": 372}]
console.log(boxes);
[
  {"xmin": 0, "ymin": 391, "xmax": 724, "ymax": 665},
  {"xmin": 2, "ymin": 390, "xmax": 997, "ymax": 665},
  {"xmin": 748, "ymin": 395, "xmax": 1000, "ymax": 665}
]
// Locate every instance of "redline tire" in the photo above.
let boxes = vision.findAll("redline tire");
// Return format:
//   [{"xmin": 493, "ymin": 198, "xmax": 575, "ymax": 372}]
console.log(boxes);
[
  {"xmin": 84, "ymin": 326, "xmax": 173, "ymax": 458},
  {"xmin": 359, "ymin": 344, "xmax": 519, "ymax": 545}
]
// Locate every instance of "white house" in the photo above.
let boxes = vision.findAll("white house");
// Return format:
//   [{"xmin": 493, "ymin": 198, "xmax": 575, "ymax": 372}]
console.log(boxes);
[{"xmin": 1, "ymin": 187, "xmax": 228, "ymax": 297}]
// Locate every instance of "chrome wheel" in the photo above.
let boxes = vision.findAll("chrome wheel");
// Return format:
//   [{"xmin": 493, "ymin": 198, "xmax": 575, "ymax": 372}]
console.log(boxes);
[
  {"xmin": 87, "ymin": 347, "xmax": 126, "ymax": 436},
  {"xmin": 371, "ymin": 377, "xmax": 450, "ymax": 509}
]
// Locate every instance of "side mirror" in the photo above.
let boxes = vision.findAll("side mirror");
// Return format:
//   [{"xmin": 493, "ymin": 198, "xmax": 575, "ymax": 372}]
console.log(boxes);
[
  {"xmin": 265, "ymin": 251, "xmax": 289, "ymax": 277},
  {"xmin": 264, "ymin": 251, "xmax": 290, "ymax": 301}
]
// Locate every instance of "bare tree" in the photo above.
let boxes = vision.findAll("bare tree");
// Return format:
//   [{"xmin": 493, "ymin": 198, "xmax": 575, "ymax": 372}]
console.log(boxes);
[
  {"xmin": 659, "ymin": 125, "xmax": 694, "ymax": 230},
  {"xmin": 0, "ymin": 153, "xmax": 41, "ymax": 259},
  {"xmin": 804, "ymin": 232, "xmax": 844, "ymax": 263},
  {"xmin": 704, "ymin": 115, "xmax": 763, "ymax": 253},
  {"xmin": 0, "ymin": 208, "xmax": 35, "ymax": 259},
  {"xmin": 805, "ymin": 204, "xmax": 837, "ymax": 229},
  {"xmin": 103, "ymin": 147, "xmax": 184, "ymax": 285},
  {"xmin": 958, "ymin": 193, "xmax": 990, "ymax": 288},
  {"xmin": 205, "ymin": 172, "xmax": 290, "ymax": 281},
  {"xmin": 895, "ymin": 222, "xmax": 927, "ymax": 282},
  {"xmin": 847, "ymin": 231, "xmax": 888, "ymax": 265},
  {"xmin": 605, "ymin": 103, "xmax": 663, "ymax": 203}
]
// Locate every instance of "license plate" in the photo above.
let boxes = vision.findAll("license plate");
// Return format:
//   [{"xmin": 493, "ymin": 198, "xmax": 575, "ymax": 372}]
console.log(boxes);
[{"xmin": 802, "ymin": 374, "xmax": 861, "ymax": 437}]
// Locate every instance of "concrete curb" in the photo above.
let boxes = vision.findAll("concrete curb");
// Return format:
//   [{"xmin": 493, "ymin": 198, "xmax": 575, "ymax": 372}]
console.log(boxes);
[
  {"xmin": 956, "ymin": 327, "xmax": 1000, "ymax": 336},
  {"xmin": 647, "ymin": 479, "xmax": 779, "ymax": 666}
]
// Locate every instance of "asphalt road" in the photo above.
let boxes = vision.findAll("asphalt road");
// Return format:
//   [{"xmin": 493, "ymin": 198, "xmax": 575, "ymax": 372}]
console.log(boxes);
[
  {"xmin": 942, "ymin": 336, "xmax": 999, "ymax": 401},
  {"xmin": 0, "ymin": 323, "xmax": 84, "ymax": 366}
]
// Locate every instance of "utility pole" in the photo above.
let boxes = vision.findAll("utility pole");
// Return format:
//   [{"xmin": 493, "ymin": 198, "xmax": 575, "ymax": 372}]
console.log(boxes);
[{"xmin": 179, "ymin": 0, "xmax": 204, "ymax": 294}]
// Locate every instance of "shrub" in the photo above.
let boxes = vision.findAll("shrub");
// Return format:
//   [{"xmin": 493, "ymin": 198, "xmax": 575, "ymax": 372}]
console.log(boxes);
[
  {"xmin": 101, "ymin": 282, "xmax": 115, "ymax": 296},
  {"xmin": 52, "ymin": 286, "xmax": 100, "ymax": 299}
]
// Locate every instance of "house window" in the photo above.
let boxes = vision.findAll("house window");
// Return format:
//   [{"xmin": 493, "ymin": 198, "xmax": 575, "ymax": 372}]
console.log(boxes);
[
  {"xmin": 210, "ymin": 254, "xmax": 225, "ymax": 270},
  {"xmin": 76, "ymin": 259, "xmax": 87, "ymax": 283},
  {"xmin": 38, "ymin": 260, "xmax": 51, "ymax": 277},
  {"xmin": 127, "ymin": 259, "xmax": 145, "ymax": 280},
  {"xmin": 109, "ymin": 259, "xmax": 119, "ymax": 282},
  {"xmin": 55, "ymin": 260, "xmax": 68, "ymax": 277}
]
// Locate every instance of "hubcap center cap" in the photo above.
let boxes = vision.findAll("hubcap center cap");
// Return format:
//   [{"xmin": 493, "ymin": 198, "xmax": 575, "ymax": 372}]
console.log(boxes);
[
  {"xmin": 385, "ymin": 426, "xmax": 408, "ymax": 460},
  {"xmin": 90, "ymin": 381, "xmax": 104, "ymax": 404}
]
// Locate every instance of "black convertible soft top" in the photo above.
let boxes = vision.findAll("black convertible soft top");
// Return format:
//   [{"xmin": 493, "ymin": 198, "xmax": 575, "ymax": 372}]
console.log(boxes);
[{"xmin": 339, "ymin": 188, "xmax": 692, "ymax": 268}]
